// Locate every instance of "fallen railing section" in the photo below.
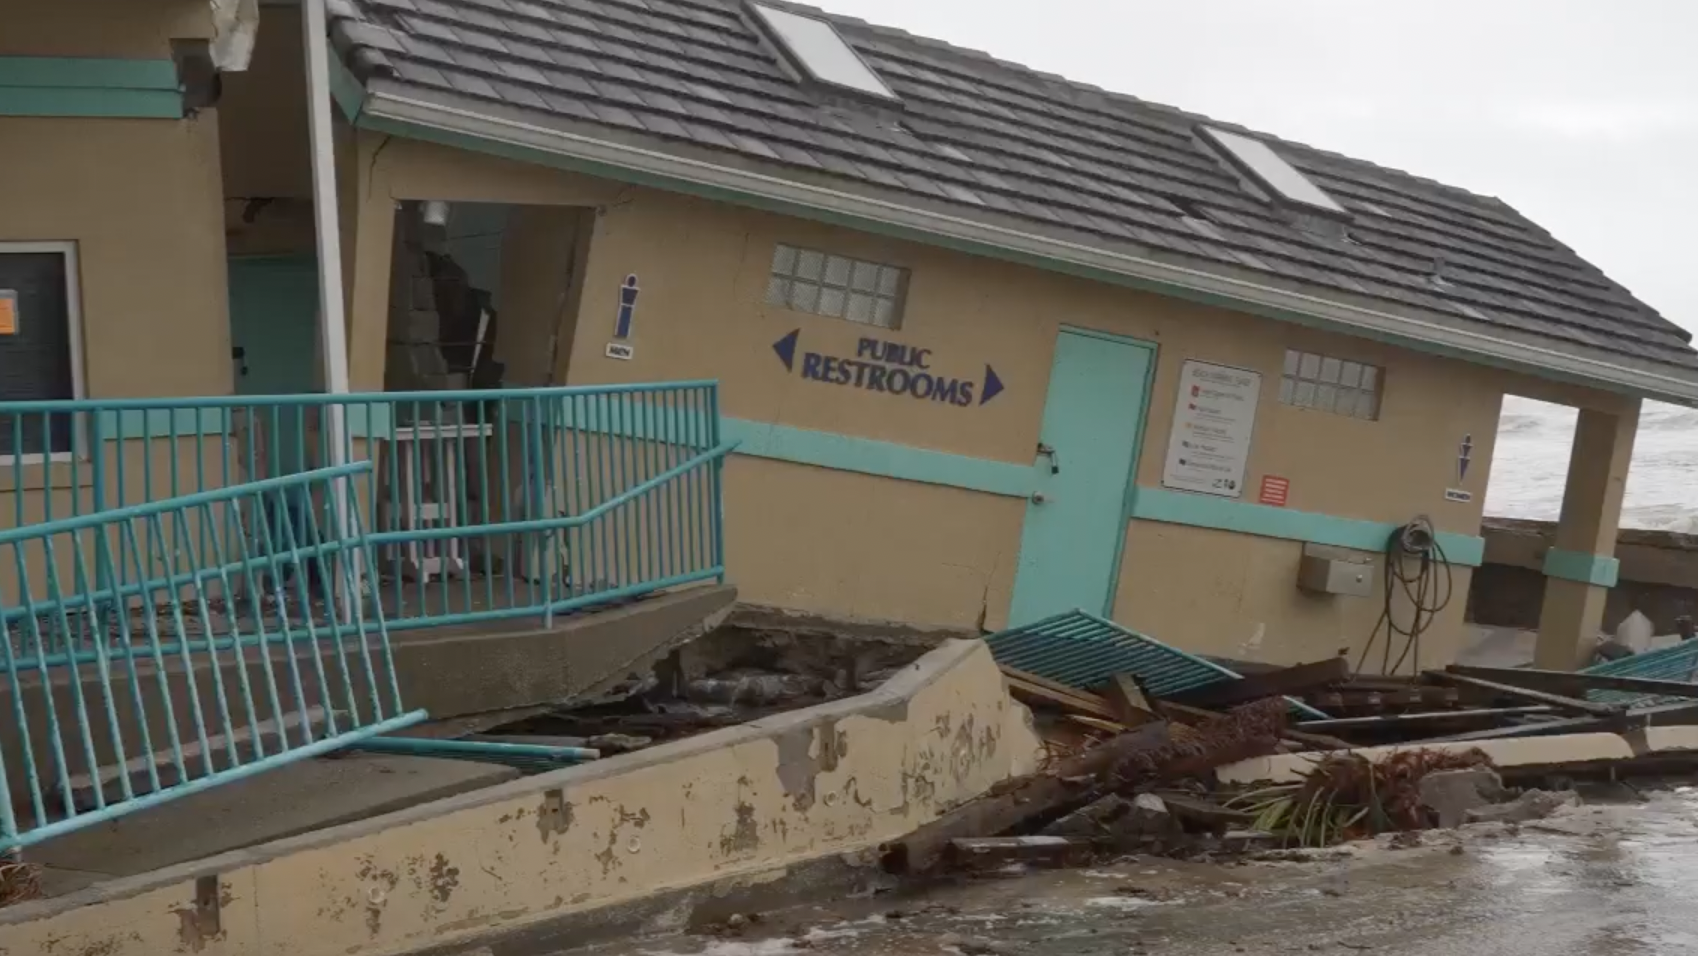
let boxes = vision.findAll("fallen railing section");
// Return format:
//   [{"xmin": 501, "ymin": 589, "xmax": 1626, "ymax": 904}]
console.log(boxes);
[{"xmin": 0, "ymin": 462, "xmax": 425, "ymax": 851}]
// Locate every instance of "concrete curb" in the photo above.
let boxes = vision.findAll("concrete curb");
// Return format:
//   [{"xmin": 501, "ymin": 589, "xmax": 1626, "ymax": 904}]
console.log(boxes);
[{"xmin": 1218, "ymin": 725, "xmax": 1698, "ymax": 784}]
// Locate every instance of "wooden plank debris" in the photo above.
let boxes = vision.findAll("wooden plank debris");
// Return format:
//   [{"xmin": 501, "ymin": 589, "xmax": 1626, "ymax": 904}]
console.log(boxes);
[
  {"xmin": 1445, "ymin": 664, "xmax": 1698, "ymax": 701},
  {"xmin": 881, "ymin": 722, "xmax": 1172, "ymax": 874},
  {"xmin": 1165, "ymin": 657, "xmax": 1349, "ymax": 709},
  {"xmin": 1424, "ymin": 670, "xmax": 1623, "ymax": 717},
  {"xmin": 1100, "ymin": 672, "xmax": 1159, "ymax": 727},
  {"xmin": 1001, "ymin": 667, "xmax": 1120, "ymax": 722}
]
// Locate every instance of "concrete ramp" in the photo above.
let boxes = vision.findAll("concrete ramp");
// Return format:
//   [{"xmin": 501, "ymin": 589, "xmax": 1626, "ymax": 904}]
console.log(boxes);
[{"xmin": 393, "ymin": 583, "xmax": 738, "ymax": 720}]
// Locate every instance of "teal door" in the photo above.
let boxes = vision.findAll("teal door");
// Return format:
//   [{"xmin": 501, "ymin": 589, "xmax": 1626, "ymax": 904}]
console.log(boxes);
[
  {"xmin": 228, "ymin": 255, "xmax": 320, "ymax": 397},
  {"xmin": 227, "ymin": 255, "xmax": 320, "ymax": 475},
  {"xmin": 1008, "ymin": 330, "xmax": 1154, "ymax": 627}
]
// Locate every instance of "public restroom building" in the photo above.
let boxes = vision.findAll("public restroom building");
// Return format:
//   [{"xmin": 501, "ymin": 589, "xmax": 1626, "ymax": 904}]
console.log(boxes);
[{"xmin": 7, "ymin": 0, "xmax": 1698, "ymax": 671}]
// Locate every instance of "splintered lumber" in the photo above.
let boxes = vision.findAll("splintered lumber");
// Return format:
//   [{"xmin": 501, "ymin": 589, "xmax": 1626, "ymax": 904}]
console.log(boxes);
[
  {"xmin": 1067, "ymin": 714, "xmax": 1131, "ymax": 734},
  {"xmin": 882, "ymin": 698, "xmax": 1288, "ymax": 874},
  {"xmin": 1425, "ymin": 670, "xmax": 1622, "ymax": 717},
  {"xmin": 1001, "ymin": 666, "xmax": 1120, "ymax": 722},
  {"xmin": 1445, "ymin": 664, "xmax": 1698, "ymax": 701},
  {"xmin": 880, "ymin": 722, "xmax": 1171, "ymax": 875},
  {"xmin": 1162, "ymin": 657, "xmax": 1349, "ymax": 709},
  {"xmin": 1296, "ymin": 706, "xmax": 1552, "ymax": 734},
  {"xmin": 1157, "ymin": 699, "xmax": 1349, "ymax": 752},
  {"xmin": 1427, "ymin": 698, "xmax": 1698, "ymax": 743},
  {"xmin": 946, "ymin": 835, "xmax": 1098, "ymax": 869},
  {"xmin": 1100, "ymin": 672, "xmax": 1159, "ymax": 727}
]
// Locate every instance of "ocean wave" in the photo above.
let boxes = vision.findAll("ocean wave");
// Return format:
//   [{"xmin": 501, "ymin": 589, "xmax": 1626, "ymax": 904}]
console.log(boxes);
[{"xmin": 1489, "ymin": 398, "xmax": 1698, "ymax": 529}]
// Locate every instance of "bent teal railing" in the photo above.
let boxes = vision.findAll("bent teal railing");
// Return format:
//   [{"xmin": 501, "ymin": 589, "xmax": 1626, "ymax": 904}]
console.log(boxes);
[
  {"xmin": 0, "ymin": 383, "xmax": 729, "ymax": 642},
  {"xmin": 0, "ymin": 462, "xmax": 427, "ymax": 851}
]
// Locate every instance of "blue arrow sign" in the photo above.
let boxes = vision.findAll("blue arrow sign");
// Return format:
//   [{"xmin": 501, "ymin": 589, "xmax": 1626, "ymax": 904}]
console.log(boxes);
[{"xmin": 773, "ymin": 329, "xmax": 799, "ymax": 372}]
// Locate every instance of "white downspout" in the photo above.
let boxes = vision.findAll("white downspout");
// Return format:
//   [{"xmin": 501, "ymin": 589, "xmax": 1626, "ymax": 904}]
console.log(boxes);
[{"xmin": 301, "ymin": 0, "xmax": 358, "ymax": 621}]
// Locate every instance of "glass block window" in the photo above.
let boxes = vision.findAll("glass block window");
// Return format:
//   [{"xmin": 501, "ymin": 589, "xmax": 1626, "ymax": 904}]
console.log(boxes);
[
  {"xmin": 764, "ymin": 244, "xmax": 908, "ymax": 329},
  {"xmin": 1279, "ymin": 349, "xmax": 1382, "ymax": 420}
]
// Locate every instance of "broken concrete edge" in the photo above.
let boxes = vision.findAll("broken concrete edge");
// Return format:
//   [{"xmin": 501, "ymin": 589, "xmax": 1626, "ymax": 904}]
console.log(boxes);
[
  {"xmin": 0, "ymin": 639, "xmax": 1043, "ymax": 956},
  {"xmin": 403, "ymin": 852, "xmax": 881, "ymax": 956},
  {"xmin": 722, "ymin": 603, "xmax": 979, "ymax": 647},
  {"xmin": 1217, "ymin": 725, "xmax": 1698, "ymax": 785},
  {"xmin": 565, "ymin": 592, "xmax": 739, "ymax": 703}
]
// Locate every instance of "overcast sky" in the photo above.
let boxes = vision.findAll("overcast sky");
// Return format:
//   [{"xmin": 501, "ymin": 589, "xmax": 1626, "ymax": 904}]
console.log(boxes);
[{"xmin": 824, "ymin": 0, "xmax": 1698, "ymax": 332}]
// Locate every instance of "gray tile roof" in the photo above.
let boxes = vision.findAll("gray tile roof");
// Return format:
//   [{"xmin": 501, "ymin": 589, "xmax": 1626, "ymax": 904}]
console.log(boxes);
[{"xmin": 327, "ymin": 0, "xmax": 1698, "ymax": 376}]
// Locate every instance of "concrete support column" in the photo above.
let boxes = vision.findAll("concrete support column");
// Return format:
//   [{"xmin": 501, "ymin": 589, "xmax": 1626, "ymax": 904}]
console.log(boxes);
[{"xmin": 1534, "ymin": 400, "xmax": 1639, "ymax": 669}]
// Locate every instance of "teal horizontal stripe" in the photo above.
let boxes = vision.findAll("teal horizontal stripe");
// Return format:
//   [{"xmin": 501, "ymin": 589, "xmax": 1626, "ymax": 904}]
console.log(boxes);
[
  {"xmin": 0, "ymin": 57, "xmax": 179, "ymax": 90},
  {"xmin": 1543, "ymin": 548, "xmax": 1620, "ymax": 587},
  {"xmin": 0, "ymin": 88, "xmax": 181, "ymax": 118},
  {"xmin": 1130, "ymin": 487, "xmax": 1486, "ymax": 567},
  {"xmin": 0, "ymin": 56, "xmax": 181, "ymax": 119},
  {"xmin": 724, "ymin": 419, "xmax": 1036, "ymax": 498}
]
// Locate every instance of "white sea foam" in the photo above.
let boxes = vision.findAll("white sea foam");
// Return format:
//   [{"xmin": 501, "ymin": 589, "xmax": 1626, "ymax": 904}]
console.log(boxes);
[{"xmin": 1486, "ymin": 397, "xmax": 1698, "ymax": 531}]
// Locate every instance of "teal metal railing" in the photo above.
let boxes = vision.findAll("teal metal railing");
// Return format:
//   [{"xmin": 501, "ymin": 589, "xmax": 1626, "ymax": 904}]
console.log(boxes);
[
  {"xmin": 0, "ymin": 462, "xmax": 428, "ymax": 851},
  {"xmin": 0, "ymin": 383, "xmax": 730, "ymax": 641}
]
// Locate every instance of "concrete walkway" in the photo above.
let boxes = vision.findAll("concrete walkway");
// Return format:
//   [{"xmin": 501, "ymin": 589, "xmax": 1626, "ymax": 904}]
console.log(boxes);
[
  {"xmin": 30, "ymin": 753, "xmax": 518, "ymax": 898},
  {"xmin": 600, "ymin": 788, "xmax": 1698, "ymax": 956}
]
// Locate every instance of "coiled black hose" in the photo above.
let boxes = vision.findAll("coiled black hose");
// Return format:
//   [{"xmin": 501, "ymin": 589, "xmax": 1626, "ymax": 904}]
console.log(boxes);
[{"xmin": 1355, "ymin": 515, "xmax": 1454, "ymax": 677}]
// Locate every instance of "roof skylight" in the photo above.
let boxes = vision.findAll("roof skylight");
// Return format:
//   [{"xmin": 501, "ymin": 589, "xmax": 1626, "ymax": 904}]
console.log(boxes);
[
  {"xmin": 749, "ymin": 3, "xmax": 896, "ymax": 101},
  {"xmin": 1199, "ymin": 127, "xmax": 1345, "ymax": 215}
]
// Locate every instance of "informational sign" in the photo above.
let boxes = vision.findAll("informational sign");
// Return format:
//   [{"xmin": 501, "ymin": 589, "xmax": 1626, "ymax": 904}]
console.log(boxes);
[
  {"xmin": 0, "ymin": 291, "xmax": 16, "ymax": 336},
  {"xmin": 1258, "ymin": 475, "xmax": 1290, "ymax": 507},
  {"xmin": 771, "ymin": 328, "xmax": 1005, "ymax": 408},
  {"xmin": 604, "ymin": 342, "xmax": 635, "ymax": 361},
  {"xmin": 1444, "ymin": 488, "xmax": 1474, "ymax": 504},
  {"xmin": 1457, "ymin": 434, "xmax": 1474, "ymax": 482},
  {"xmin": 1161, "ymin": 359, "xmax": 1262, "ymax": 498}
]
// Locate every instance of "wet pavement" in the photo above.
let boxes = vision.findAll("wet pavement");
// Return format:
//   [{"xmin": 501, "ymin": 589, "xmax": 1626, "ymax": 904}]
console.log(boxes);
[{"xmin": 593, "ymin": 785, "xmax": 1698, "ymax": 956}]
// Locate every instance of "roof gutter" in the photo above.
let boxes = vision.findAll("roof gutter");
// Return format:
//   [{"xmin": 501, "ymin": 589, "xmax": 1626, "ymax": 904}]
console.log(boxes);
[{"xmin": 361, "ymin": 88, "xmax": 1698, "ymax": 407}]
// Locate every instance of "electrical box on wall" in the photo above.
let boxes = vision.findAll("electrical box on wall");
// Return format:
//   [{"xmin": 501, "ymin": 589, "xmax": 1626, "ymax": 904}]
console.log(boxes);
[{"xmin": 1297, "ymin": 544, "xmax": 1375, "ymax": 598}]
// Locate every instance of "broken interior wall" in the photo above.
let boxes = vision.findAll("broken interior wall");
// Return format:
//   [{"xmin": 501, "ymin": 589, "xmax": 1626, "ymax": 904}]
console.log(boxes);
[{"xmin": 0, "ymin": 639, "xmax": 1042, "ymax": 956}]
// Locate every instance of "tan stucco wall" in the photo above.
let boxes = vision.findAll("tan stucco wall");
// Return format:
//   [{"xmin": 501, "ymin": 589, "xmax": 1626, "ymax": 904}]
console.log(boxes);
[
  {"xmin": 332, "ymin": 135, "xmax": 1629, "ymax": 663},
  {"xmin": 2, "ymin": 6, "xmax": 238, "ymax": 548},
  {"xmin": 0, "ymin": 639, "xmax": 1042, "ymax": 956},
  {"xmin": 0, "ymin": 116, "xmax": 231, "ymax": 397},
  {"xmin": 1, "ymin": 0, "xmax": 211, "ymax": 58}
]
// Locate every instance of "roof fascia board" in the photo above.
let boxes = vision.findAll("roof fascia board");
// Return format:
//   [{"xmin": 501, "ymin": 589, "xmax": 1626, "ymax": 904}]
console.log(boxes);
[
  {"xmin": 327, "ymin": 49, "xmax": 367, "ymax": 121},
  {"xmin": 359, "ymin": 88, "xmax": 1698, "ymax": 407}
]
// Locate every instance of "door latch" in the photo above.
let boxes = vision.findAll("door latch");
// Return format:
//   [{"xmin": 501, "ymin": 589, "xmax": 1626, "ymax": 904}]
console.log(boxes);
[{"xmin": 1036, "ymin": 442, "xmax": 1060, "ymax": 475}]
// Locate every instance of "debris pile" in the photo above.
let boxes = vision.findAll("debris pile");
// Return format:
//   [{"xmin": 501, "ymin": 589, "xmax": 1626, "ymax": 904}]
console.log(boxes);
[
  {"xmin": 876, "ymin": 612, "xmax": 1648, "ymax": 876},
  {"xmin": 880, "ymin": 696, "xmax": 1293, "ymax": 875}
]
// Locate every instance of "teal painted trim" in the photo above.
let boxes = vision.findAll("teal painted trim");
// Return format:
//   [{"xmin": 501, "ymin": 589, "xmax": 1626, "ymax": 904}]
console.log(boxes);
[
  {"xmin": 328, "ymin": 54, "xmax": 367, "ymax": 121},
  {"xmin": 0, "ymin": 57, "xmax": 178, "ymax": 90},
  {"xmin": 724, "ymin": 419, "xmax": 1037, "ymax": 498},
  {"xmin": 0, "ymin": 56, "xmax": 182, "ymax": 119},
  {"xmin": 107, "ymin": 408, "xmax": 229, "ymax": 439},
  {"xmin": 0, "ymin": 88, "xmax": 181, "ymax": 118},
  {"xmin": 1543, "ymin": 548, "xmax": 1620, "ymax": 588},
  {"xmin": 1129, "ymin": 487, "xmax": 1486, "ymax": 567},
  {"xmin": 94, "ymin": 406, "xmax": 393, "ymax": 441}
]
